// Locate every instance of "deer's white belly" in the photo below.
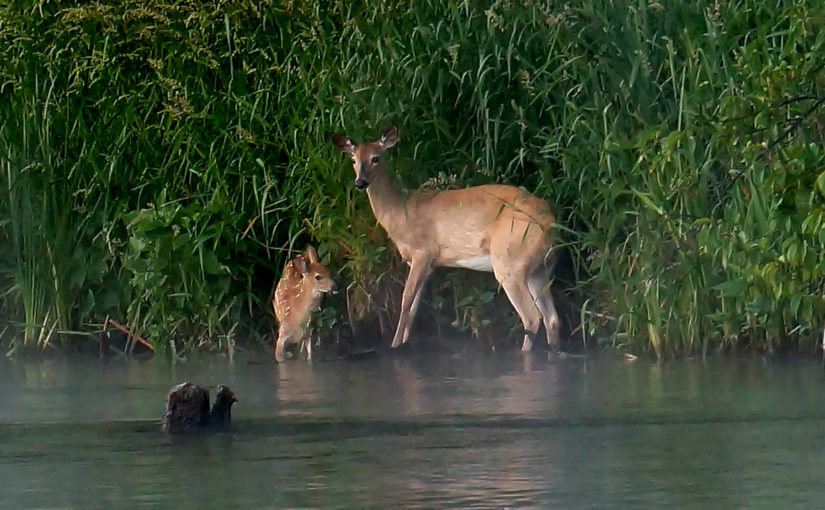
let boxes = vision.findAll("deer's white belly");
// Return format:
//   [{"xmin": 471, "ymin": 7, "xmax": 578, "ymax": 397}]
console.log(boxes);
[{"xmin": 452, "ymin": 255, "xmax": 493, "ymax": 272}]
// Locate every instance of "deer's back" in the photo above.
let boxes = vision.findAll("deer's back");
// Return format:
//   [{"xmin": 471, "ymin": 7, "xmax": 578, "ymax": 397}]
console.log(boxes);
[
  {"xmin": 410, "ymin": 184, "xmax": 554, "ymax": 228},
  {"xmin": 389, "ymin": 184, "xmax": 555, "ymax": 268},
  {"xmin": 274, "ymin": 261, "xmax": 306, "ymax": 326}
]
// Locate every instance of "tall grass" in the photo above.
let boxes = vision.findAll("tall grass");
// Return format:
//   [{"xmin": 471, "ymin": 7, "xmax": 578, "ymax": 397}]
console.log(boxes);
[{"xmin": 1, "ymin": 0, "xmax": 823, "ymax": 358}]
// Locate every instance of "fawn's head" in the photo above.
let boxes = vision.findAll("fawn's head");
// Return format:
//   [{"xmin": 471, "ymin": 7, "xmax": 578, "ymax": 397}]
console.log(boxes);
[
  {"xmin": 331, "ymin": 125, "xmax": 398, "ymax": 191},
  {"xmin": 292, "ymin": 245, "xmax": 336, "ymax": 296}
]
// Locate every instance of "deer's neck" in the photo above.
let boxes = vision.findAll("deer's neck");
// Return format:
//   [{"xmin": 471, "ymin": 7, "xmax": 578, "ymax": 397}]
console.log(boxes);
[{"xmin": 365, "ymin": 168, "xmax": 407, "ymax": 236}]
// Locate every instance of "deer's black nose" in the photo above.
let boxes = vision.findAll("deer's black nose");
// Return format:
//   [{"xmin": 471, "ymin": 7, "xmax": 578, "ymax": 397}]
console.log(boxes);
[{"xmin": 354, "ymin": 178, "xmax": 368, "ymax": 190}]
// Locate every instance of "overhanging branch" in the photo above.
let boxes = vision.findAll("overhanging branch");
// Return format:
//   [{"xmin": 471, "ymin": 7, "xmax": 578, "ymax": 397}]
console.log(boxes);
[{"xmin": 711, "ymin": 95, "xmax": 825, "ymax": 215}]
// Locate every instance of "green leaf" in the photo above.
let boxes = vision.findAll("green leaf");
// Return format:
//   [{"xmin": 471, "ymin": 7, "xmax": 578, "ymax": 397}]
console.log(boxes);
[
  {"xmin": 713, "ymin": 279, "xmax": 748, "ymax": 297},
  {"xmin": 816, "ymin": 170, "xmax": 825, "ymax": 198},
  {"xmin": 200, "ymin": 249, "xmax": 227, "ymax": 275},
  {"xmin": 790, "ymin": 293, "xmax": 802, "ymax": 317}
]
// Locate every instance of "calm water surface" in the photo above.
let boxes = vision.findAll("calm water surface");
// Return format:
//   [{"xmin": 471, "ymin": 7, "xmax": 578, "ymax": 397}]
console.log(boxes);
[{"xmin": 1, "ymin": 350, "xmax": 825, "ymax": 509}]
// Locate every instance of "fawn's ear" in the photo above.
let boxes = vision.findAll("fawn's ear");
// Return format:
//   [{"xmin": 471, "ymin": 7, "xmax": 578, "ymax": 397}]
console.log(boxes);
[
  {"xmin": 331, "ymin": 133, "xmax": 356, "ymax": 153},
  {"xmin": 292, "ymin": 256, "xmax": 309, "ymax": 274},
  {"xmin": 380, "ymin": 125, "xmax": 398, "ymax": 149},
  {"xmin": 305, "ymin": 245, "xmax": 319, "ymax": 264}
]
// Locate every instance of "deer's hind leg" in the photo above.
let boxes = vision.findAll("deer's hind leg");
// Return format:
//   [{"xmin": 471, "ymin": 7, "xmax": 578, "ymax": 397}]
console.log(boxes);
[
  {"xmin": 527, "ymin": 269, "xmax": 561, "ymax": 352},
  {"xmin": 491, "ymin": 221, "xmax": 546, "ymax": 351},
  {"xmin": 495, "ymin": 267, "xmax": 543, "ymax": 352},
  {"xmin": 299, "ymin": 334, "xmax": 313, "ymax": 361}
]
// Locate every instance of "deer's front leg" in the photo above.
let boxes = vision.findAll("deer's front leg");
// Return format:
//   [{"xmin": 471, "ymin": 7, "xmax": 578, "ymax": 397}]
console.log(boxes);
[
  {"xmin": 400, "ymin": 282, "xmax": 427, "ymax": 346},
  {"xmin": 275, "ymin": 333, "xmax": 289, "ymax": 362},
  {"xmin": 391, "ymin": 255, "xmax": 433, "ymax": 348}
]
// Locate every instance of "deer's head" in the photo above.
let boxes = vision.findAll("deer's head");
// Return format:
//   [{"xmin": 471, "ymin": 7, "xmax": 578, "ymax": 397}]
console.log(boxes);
[
  {"xmin": 291, "ymin": 245, "xmax": 337, "ymax": 297},
  {"xmin": 331, "ymin": 126, "xmax": 398, "ymax": 191}
]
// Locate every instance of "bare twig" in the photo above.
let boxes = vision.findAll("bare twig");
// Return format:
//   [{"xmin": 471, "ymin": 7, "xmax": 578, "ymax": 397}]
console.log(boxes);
[{"xmin": 103, "ymin": 318, "xmax": 155, "ymax": 352}]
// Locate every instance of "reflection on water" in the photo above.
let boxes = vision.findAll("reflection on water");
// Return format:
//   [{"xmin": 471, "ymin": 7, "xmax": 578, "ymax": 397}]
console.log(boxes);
[{"xmin": 1, "ymin": 351, "xmax": 825, "ymax": 509}]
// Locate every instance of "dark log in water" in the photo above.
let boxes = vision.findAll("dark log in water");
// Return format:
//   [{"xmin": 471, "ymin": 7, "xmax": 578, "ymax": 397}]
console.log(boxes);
[
  {"xmin": 161, "ymin": 382, "xmax": 237, "ymax": 434},
  {"xmin": 208, "ymin": 385, "xmax": 237, "ymax": 432}
]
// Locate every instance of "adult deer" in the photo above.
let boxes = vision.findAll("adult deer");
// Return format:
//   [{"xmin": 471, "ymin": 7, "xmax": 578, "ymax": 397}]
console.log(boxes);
[
  {"xmin": 272, "ymin": 245, "xmax": 337, "ymax": 362},
  {"xmin": 331, "ymin": 126, "xmax": 561, "ymax": 353}
]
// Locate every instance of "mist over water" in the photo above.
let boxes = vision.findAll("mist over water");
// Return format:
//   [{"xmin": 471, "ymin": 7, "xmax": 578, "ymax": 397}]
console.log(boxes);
[{"xmin": 2, "ymin": 351, "xmax": 825, "ymax": 509}]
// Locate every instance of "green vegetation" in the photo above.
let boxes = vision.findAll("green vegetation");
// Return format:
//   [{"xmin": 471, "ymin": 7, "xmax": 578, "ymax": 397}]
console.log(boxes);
[{"xmin": 1, "ymin": 0, "xmax": 823, "ymax": 359}]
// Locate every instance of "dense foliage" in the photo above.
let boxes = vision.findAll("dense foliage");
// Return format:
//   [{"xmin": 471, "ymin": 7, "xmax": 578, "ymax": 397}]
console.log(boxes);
[{"xmin": 1, "ymin": 0, "xmax": 823, "ymax": 359}]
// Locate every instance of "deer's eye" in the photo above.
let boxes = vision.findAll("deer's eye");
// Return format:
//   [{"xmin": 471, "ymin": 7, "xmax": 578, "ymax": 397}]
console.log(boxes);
[
  {"xmin": 371, "ymin": 156, "xmax": 380, "ymax": 164},
  {"xmin": 314, "ymin": 274, "xmax": 322, "ymax": 281}
]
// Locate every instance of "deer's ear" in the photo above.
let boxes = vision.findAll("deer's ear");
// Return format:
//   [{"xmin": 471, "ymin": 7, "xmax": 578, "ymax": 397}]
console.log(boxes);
[
  {"xmin": 292, "ymin": 256, "xmax": 309, "ymax": 274},
  {"xmin": 305, "ymin": 245, "xmax": 319, "ymax": 264},
  {"xmin": 380, "ymin": 126, "xmax": 398, "ymax": 149},
  {"xmin": 331, "ymin": 133, "xmax": 356, "ymax": 153}
]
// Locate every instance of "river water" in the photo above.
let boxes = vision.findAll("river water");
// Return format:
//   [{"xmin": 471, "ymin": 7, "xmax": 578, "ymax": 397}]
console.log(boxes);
[{"xmin": 1, "ymin": 350, "xmax": 824, "ymax": 509}]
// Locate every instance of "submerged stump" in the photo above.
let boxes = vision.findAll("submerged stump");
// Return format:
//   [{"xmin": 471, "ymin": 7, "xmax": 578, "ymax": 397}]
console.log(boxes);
[
  {"xmin": 208, "ymin": 385, "xmax": 237, "ymax": 432},
  {"xmin": 162, "ymin": 382, "xmax": 237, "ymax": 434}
]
